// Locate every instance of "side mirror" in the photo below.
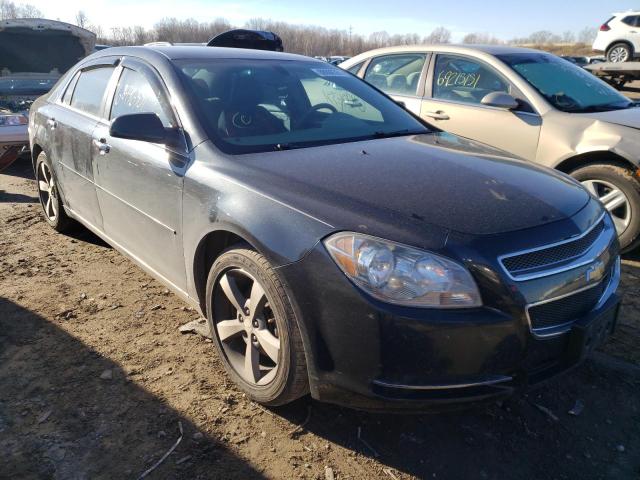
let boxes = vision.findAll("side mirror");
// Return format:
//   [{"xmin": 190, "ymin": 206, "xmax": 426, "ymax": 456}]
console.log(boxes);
[
  {"xmin": 110, "ymin": 113, "xmax": 168, "ymax": 143},
  {"xmin": 480, "ymin": 92, "xmax": 519, "ymax": 110}
]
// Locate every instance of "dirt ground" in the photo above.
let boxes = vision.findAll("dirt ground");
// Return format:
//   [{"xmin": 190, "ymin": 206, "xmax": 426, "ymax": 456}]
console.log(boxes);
[{"xmin": 1, "ymin": 158, "xmax": 639, "ymax": 480}]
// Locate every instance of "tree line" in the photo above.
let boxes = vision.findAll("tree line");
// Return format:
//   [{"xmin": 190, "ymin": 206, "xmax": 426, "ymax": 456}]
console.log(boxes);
[{"xmin": 0, "ymin": 0, "xmax": 598, "ymax": 56}]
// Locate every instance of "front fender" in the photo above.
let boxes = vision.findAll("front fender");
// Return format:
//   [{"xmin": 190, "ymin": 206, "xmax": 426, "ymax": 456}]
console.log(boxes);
[
  {"xmin": 182, "ymin": 150, "xmax": 334, "ymax": 301},
  {"xmin": 539, "ymin": 112, "xmax": 640, "ymax": 170}
]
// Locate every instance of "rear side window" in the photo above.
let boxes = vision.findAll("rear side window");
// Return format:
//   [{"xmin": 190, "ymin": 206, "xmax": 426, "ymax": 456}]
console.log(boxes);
[
  {"xmin": 110, "ymin": 68, "xmax": 174, "ymax": 127},
  {"xmin": 61, "ymin": 71, "xmax": 80, "ymax": 104},
  {"xmin": 621, "ymin": 16, "xmax": 640, "ymax": 27},
  {"xmin": 70, "ymin": 67, "xmax": 114, "ymax": 117},
  {"xmin": 364, "ymin": 54, "xmax": 426, "ymax": 96},
  {"xmin": 432, "ymin": 55, "xmax": 509, "ymax": 105}
]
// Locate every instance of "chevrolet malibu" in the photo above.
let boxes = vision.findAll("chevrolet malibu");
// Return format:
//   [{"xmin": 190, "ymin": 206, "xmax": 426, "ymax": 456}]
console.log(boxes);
[
  {"xmin": 342, "ymin": 45, "xmax": 640, "ymax": 252},
  {"xmin": 29, "ymin": 46, "xmax": 621, "ymax": 410}
]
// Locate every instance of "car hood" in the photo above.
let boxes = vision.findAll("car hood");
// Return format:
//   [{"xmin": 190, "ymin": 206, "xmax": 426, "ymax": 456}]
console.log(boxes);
[
  {"xmin": 223, "ymin": 132, "xmax": 590, "ymax": 236},
  {"xmin": 578, "ymin": 107, "xmax": 640, "ymax": 130},
  {"xmin": 0, "ymin": 19, "xmax": 95, "ymax": 77}
]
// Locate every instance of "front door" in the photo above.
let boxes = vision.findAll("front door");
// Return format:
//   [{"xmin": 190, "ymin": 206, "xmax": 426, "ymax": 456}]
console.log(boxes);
[
  {"xmin": 420, "ymin": 53, "xmax": 542, "ymax": 161},
  {"xmin": 93, "ymin": 60, "xmax": 189, "ymax": 290}
]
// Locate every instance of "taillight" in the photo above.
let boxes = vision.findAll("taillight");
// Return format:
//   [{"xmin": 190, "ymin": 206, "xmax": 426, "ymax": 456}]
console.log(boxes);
[{"xmin": 600, "ymin": 24, "xmax": 611, "ymax": 32}]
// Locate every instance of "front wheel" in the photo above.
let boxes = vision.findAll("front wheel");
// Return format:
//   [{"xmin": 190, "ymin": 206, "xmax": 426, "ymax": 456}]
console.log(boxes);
[
  {"xmin": 205, "ymin": 246, "xmax": 309, "ymax": 406},
  {"xmin": 607, "ymin": 43, "xmax": 632, "ymax": 63},
  {"xmin": 571, "ymin": 163, "xmax": 640, "ymax": 252}
]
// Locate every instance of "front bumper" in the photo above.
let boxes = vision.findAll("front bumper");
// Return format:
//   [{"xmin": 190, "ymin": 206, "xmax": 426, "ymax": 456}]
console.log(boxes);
[{"xmin": 277, "ymin": 209, "xmax": 620, "ymax": 412}]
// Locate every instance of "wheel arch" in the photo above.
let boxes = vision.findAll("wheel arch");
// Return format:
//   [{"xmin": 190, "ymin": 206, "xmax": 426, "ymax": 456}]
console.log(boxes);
[
  {"xmin": 31, "ymin": 143, "xmax": 43, "ymax": 170},
  {"xmin": 606, "ymin": 40, "xmax": 635, "ymax": 56},
  {"xmin": 192, "ymin": 227, "xmax": 261, "ymax": 314},
  {"xmin": 554, "ymin": 150, "xmax": 639, "ymax": 175}
]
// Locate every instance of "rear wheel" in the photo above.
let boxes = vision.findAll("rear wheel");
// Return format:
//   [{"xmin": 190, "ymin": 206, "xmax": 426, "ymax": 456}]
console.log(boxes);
[
  {"xmin": 570, "ymin": 163, "xmax": 640, "ymax": 252},
  {"xmin": 35, "ymin": 152, "xmax": 74, "ymax": 233},
  {"xmin": 205, "ymin": 246, "xmax": 309, "ymax": 406},
  {"xmin": 607, "ymin": 43, "xmax": 632, "ymax": 63}
]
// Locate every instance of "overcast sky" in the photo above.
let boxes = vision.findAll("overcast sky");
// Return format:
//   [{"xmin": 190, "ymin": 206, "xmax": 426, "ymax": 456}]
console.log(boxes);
[{"xmin": 24, "ymin": 0, "xmax": 640, "ymax": 40}]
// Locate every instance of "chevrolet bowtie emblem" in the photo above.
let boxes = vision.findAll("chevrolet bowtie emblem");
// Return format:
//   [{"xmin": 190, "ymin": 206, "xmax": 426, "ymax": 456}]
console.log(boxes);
[{"xmin": 586, "ymin": 260, "xmax": 606, "ymax": 283}]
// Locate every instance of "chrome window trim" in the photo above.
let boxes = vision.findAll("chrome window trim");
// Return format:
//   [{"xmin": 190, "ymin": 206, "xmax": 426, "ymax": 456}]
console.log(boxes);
[
  {"xmin": 525, "ymin": 256, "xmax": 620, "ymax": 339},
  {"xmin": 498, "ymin": 212, "xmax": 608, "ymax": 282}
]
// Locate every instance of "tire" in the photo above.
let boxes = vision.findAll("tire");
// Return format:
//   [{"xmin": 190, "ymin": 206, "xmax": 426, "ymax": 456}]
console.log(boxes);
[
  {"xmin": 205, "ymin": 246, "xmax": 309, "ymax": 406},
  {"xmin": 607, "ymin": 43, "xmax": 632, "ymax": 63},
  {"xmin": 35, "ymin": 151, "xmax": 75, "ymax": 233},
  {"xmin": 570, "ymin": 163, "xmax": 640, "ymax": 252}
]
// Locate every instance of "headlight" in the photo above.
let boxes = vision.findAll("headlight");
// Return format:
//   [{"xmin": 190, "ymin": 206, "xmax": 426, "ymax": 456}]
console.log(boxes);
[
  {"xmin": 0, "ymin": 114, "xmax": 28, "ymax": 127},
  {"xmin": 324, "ymin": 232, "xmax": 482, "ymax": 308}
]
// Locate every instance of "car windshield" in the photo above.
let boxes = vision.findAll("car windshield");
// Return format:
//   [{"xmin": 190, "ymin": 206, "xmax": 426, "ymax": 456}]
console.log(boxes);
[
  {"xmin": 175, "ymin": 59, "xmax": 429, "ymax": 154},
  {"xmin": 0, "ymin": 77, "xmax": 56, "ymax": 95},
  {"xmin": 497, "ymin": 53, "xmax": 633, "ymax": 113}
]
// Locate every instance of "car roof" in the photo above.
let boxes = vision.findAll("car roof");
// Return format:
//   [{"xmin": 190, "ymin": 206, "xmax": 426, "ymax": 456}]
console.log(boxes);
[
  {"xmin": 342, "ymin": 44, "xmax": 546, "ymax": 67},
  {"xmin": 90, "ymin": 45, "xmax": 315, "ymax": 63}
]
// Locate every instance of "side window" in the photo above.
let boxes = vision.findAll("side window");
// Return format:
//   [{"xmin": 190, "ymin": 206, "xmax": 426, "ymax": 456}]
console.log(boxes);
[
  {"xmin": 346, "ymin": 62, "xmax": 364, "ymax": 75},
  {"xmin": 110, "ymin": 68, "xmax": 174, "ymax": 128},
  {"xmin": 364, "ymin": 54, "xmax": 426, "ymax": 96},
  {"xmin": 61, "ymin": 71, "xmax": 80, "ymax": 105},
  {"xmin": 432, "ymin": 55, "xmax": 509, "ymax": 105},
  {"xmin": 621, "ymin": 16, "xmax": 638, "ymax": 27},
  {"xmin": 70, "ymin": 67, "xmax": 114, "ymax": 116}
]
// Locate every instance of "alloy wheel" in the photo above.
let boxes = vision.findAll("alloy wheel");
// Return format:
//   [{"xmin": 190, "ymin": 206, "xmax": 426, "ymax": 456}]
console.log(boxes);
[
  {"xmin": 582, "ymin": 179, "xmax": 631, "ymax": 235},
  {"xmin": 213, "ymin": 268, "xmax": 281, "ymax": 386},
  {"xmin": 609, "ymin": 47, "xmax": 629, "ymax": 63},
  {"xmin": 37, "ymin": 161, "xmax": 58, "ymax": 222}
]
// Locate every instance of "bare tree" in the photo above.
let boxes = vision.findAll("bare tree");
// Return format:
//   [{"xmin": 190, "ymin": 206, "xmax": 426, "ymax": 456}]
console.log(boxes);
[
  {"xmin": 0, "ymin": 0, "xmax": 41, "ymax": 19},
  {"xmin": 577, "ymin": 27, "xmax": 597, "ymax": 45},
  {"xmin": 561, "ymin": 30, "xmax": 575, "ymax": 44},
  {"xmin": 463, "ymin": 32, "xmax": 501, "ymax": 44},
  {"xmin": 424, "ymin": 26, "xmax": 451, "ymax": 44},
  {"xmin": 76, "ymin": 10, "xmax": 88, "ymax": 28}
]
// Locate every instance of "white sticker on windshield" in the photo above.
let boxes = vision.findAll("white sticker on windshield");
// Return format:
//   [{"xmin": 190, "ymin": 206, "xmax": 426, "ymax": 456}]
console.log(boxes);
[{"xmin": 312, "ymin": 68, "xmax": 349, "ymax": 77}]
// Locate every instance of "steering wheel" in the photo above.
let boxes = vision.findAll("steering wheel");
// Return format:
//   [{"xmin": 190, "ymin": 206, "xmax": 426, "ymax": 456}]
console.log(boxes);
[{"xmin": 299, "ymin": 103, "xmax": 338, "ymax": 126}]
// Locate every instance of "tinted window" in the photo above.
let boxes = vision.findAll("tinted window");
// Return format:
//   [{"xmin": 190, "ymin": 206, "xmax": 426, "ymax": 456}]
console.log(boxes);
[
  {"xmin": 346, "ymin": 62, "xmax": 364, "ymax": 75},
  {"xmin": 433, "ymin": 55, "xmax": 509, "ymax": 105},
  {"xmin": 110, "ymin": 68, "xmax": 174, "ymax": 127},
  {"xmin": 70, "ymin": 67, "xmax": 114, "ymax": 116},
  {"xmin": 498, "ymin": 52, "xmax": 631, "ymax": 113},
  {"xmin": 177, "ymin": 59, "xmax": 429, "ymax": 154},
  {"xmin": 621, "ymin": 16, "xmax": 639, "ymax": 26},
  {"xmin": 364, "ymin": 54, "xmax": 426, "ymax": 96}
]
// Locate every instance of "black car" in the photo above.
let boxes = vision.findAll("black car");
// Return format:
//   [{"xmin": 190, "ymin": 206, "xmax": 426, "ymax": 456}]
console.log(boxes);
[{"xmin": 28, "ymin": 46, "xmax": 621, "ymax": 411}]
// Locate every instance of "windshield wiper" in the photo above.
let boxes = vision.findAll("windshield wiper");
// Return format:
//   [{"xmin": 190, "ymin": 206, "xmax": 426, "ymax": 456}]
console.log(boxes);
[
  {"xmin": 566, "ymin": 103, "xmax": 634, "ymax": 113},
  {"xmin": 371, "ymin": 129, "xmax": 426, "ymax": 139}
]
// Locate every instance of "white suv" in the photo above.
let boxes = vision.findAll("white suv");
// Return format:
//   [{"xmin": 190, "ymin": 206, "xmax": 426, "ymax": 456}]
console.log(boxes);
[{"xmin": 593, "ymin": 11, "xmax": 640, "ymax": 62}]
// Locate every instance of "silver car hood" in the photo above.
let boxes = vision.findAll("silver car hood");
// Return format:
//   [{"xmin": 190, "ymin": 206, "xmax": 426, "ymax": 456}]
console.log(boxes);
[
  {"xmin": 579, "ymin": 107, "xmax": 640, "ymax": 130},
  {"xmin": 0, "ymin": 19, "xmax": 95, "ymax": 77}
]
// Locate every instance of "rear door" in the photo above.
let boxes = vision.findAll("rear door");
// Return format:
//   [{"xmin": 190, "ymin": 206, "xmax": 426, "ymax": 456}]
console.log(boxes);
[
  {"xmin": 362, "ymin": 53, "xmax": 429, "ymax": 115},
  {"xmin": 92, "ymin": 58, "xmax": 189, "ymax": 290},
  {"xmin": 420, "ymin": 53, "xmax": 542, "ymax": 160},
  {"xmin": 54, "ymin": 61, "xmax": 117, "ymax": 228}
]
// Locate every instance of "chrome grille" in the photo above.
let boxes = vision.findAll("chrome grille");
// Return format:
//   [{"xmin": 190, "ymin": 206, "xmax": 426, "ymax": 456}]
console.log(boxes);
[
  {"xmin": 527, "ymin": 273, "xmax": 609, "ymax": 334},
  {"xmin": 500, "ymin": 216, "xmax": 606, "ymax": 280}
]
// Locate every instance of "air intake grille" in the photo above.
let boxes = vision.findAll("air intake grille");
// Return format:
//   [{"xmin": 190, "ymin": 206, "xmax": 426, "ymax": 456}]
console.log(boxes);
[
  {"xmin": 502, "ymin": 220, "xmax": 605, "ymax": 276},
  {"xmin": 528, "ymin": 276, "xmax": 609, "ymax": 332}
]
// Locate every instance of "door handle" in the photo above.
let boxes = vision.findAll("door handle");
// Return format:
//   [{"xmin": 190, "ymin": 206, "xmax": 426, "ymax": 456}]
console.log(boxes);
[
  {"xmin": 46, "ymin": 118, "xmax": 56, "ymax": 130},
  {"xmin": 93, "ymin": 138, "xmax": 111, "ymax": 155},
  {"xmin": 424, "ymin": 110, "xmax": 450, "ymax": 120}
]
